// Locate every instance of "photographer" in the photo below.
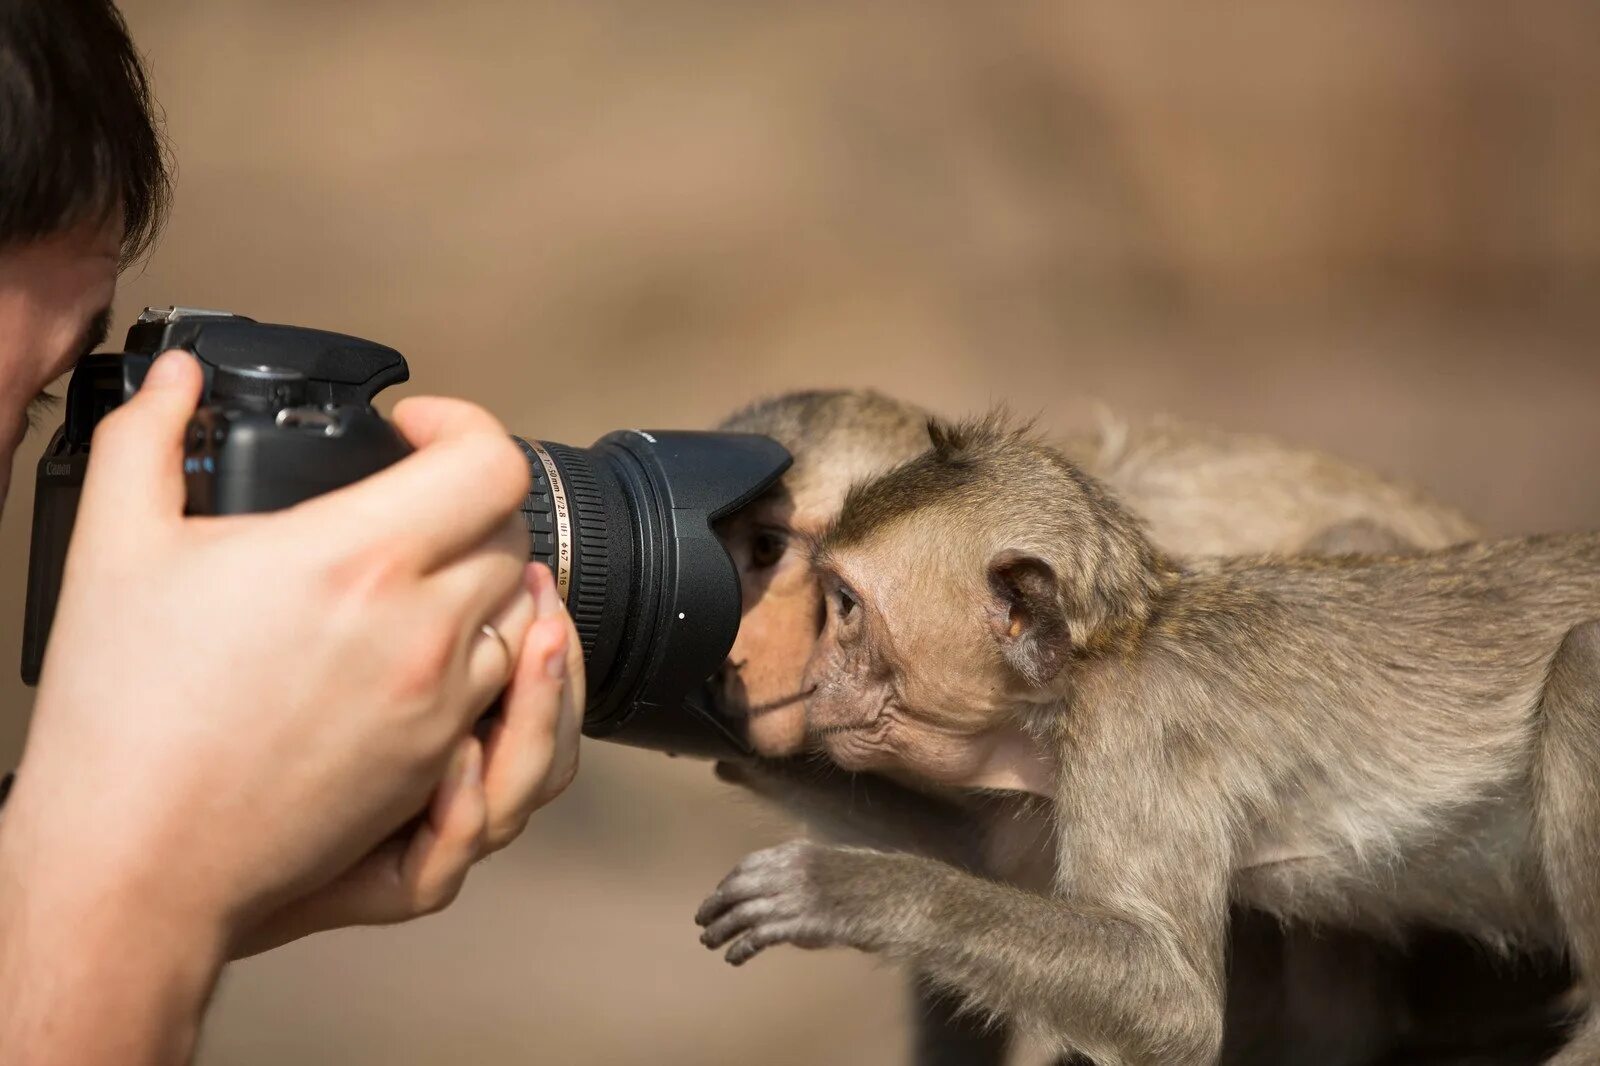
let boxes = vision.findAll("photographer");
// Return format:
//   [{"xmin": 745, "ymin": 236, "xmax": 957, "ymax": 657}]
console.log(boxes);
[{"xmin": 0, "ymin": 3, "xmax": 584, "ymax": 1063}]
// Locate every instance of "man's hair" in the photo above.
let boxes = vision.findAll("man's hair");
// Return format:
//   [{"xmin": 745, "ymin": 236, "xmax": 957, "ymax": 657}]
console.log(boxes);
[{"xmin": 0, "ymin": 0, "xmax": 170, "ymax": 263}]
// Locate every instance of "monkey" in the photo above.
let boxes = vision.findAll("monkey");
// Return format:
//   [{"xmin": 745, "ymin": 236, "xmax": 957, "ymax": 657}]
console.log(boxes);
[
  {"xmin": 699, "ymin": 414, "xmax": 1596, "ymax": 1066},
  {"xmin": 710, "ymin": 390, "xmax": 1570, "ymax": 1066},
  {"xmin": 714, "ymin": 392, "xmax": 1478, "ymax": 759}
]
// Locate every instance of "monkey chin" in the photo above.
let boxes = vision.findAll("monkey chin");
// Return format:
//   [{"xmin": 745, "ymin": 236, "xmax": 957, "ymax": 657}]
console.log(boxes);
[
  {"xmin": 817, "ymin": 724, "xmax": 895, "ymax": 773},
  {"xmin": 819, "ymin": 724, "xmax": 971, "ymax": 784}
]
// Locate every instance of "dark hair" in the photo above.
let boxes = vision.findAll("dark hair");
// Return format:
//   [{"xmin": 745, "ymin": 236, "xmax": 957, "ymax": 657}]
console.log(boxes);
[{"xmin": 0, "ymin": 0, "xmax": 170, "ymax": 263}]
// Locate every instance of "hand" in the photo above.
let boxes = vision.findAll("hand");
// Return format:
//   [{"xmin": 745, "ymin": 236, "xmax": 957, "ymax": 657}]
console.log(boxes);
[
  {"xmin": 235, "ymin": 563, "xmax": 585, "ymax": 956},
  {"xmin": 0, "ymin": 348, "xmax": 544, "ymax": 951}
]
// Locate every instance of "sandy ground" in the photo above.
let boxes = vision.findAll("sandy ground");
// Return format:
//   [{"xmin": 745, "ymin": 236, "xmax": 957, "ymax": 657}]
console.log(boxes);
[{"xmin": 1, "ymin": 2, "xmax": 1597, "ymax": 1063}]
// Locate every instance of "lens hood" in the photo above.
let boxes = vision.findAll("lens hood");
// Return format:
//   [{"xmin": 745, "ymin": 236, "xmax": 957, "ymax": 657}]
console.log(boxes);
[{"xmin": 516, "ymin": 429, "xmax": 790, "ymax": 758}]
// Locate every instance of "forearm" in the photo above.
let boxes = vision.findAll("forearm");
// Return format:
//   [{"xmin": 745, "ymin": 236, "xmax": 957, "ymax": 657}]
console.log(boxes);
[
  {"xmin": 755, "ymin": 845, "xmax": 1216, "ymax": 1062},
  {"xmin": 822, "ymin": 851, "xmax": 1221, "ymax": 1065},
  {"xmin": 0, "ymin": 795, "xmax": 226, "ymax": 1066},
  {"xmin": 700, "ymin": 841, "xmax": 1222, "ymax": 1064}
]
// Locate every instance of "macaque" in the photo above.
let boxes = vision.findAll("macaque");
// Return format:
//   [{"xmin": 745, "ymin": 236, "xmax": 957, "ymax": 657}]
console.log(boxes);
[
  {"xmin": 699, "ymin": 416, "xmax": 1600, "ymax": 1066},
  {"xmin": 712, "ymin": 390, "xmax": 1568, "ymax": 1065},
  {"xmin": 715, "ymin": 393, "xmax": 1478, "ymax": 759}
]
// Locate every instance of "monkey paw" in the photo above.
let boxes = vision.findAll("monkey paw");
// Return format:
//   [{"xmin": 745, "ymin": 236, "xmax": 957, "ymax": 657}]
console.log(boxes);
[{"xmin": 695, "ymin": 840, "xmax": 901, "ymax": 966}]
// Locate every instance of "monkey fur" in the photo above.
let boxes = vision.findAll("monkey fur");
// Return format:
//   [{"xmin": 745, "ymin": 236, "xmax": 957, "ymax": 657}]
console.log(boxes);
[{"xmin": 704, "ymin": 408, "xmax": 1584, "ymax": 1066}]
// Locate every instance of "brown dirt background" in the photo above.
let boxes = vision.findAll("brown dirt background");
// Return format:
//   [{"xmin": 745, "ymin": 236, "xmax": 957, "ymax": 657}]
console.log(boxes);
[{"xmin": 3, "ymin": 2, "xmax": 1599, "ymax": 1063}]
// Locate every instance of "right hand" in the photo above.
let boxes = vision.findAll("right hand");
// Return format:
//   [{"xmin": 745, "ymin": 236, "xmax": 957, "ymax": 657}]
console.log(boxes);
[
  {"xmin": 233, "ymin": 561, "xmax": 586, "ymax": 957},
  {"xmin": 2, "ymin": 349, "xmax": 548, "ymax": 948}
]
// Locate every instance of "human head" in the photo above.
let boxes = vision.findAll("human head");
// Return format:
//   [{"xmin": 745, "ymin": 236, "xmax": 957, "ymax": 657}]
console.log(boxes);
[{"xmin": 0, "ymin": 0, "xmax": 169, "ymax": 508}]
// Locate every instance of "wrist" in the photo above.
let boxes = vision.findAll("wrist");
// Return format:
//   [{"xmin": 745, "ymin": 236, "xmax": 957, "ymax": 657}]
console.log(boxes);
[{"xmin": 0, "ymin": 778, "xmax": 227, "ymax": 1065}]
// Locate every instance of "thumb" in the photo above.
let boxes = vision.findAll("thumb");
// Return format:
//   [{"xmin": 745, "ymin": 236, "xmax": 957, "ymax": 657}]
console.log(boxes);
[{"xmin": 76, "ymin": 349, "xmax": 205, "ymax": 534}]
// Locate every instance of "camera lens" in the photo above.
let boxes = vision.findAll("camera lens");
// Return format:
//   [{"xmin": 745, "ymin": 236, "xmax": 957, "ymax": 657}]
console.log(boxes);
[
  {"xmin": 515, "ymin": 439, "xmax": 634, "ymax": 724},
  {"xmin": 510, "ymin": 431, "xmax": 790, "ymax": 757}
]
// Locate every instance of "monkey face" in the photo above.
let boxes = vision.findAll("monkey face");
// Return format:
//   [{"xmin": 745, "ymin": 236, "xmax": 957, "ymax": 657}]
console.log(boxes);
[{"xmin": 803, "ymin": 535, "xmax": 1033, "ymax": 786}]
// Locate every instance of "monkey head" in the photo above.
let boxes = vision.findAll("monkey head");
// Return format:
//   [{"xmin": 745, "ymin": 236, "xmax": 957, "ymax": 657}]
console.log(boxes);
[
  {"xmin": 802, "ymin": 417, "xmax": 1170, "ymax": 787},
  {"xmin": 713, "ymin": 390, "xmax": 932, "ymax": 756}
]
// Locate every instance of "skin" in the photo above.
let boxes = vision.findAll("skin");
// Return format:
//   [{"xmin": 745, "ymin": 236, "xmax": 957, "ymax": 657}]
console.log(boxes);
[
  {"xmin": 0, "ymin": 223, "xmax": 584, "ymax": 1065},
  {"xmin": 0, "ymin": 223, "xmax": 121, "ymax": 509},
  {"xmin": 703, "ymin": 420, "xmax": 1596, "ymax": 1065},
  {"xmin": 710, "ymin": 391, "xmax": 1568, "ymax": 1065}
]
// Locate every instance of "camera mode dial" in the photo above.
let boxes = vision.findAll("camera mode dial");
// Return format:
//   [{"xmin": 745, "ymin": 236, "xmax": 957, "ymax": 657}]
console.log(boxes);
[{"xmin": 210, "ymin": 363, "xmax": 308, "ymax": 410}]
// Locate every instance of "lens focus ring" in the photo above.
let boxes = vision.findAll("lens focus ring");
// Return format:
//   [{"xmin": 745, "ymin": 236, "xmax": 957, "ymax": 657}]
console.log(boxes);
[{"xmin": 516, "ymin": 438, "xmax": 611, "ymax": 663}]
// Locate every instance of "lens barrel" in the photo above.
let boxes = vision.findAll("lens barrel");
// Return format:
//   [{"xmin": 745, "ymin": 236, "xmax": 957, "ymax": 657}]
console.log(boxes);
[
  {"xmin": 511, "ymin": 430, "xmax": 790, "ymax": 757},
  {"xmin": 517, "ymin": 439, "xmax": 633, "ymax": 709}
]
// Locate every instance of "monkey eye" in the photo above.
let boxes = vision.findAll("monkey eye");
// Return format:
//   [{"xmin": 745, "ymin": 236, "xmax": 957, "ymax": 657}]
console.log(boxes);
[
  {"xmin": 749, "ymin": 527, "xmax": 788, "ymax": 570},
  {"xmin": 835, "ymin": 585, "xmax": 858, "ymax": 620}
]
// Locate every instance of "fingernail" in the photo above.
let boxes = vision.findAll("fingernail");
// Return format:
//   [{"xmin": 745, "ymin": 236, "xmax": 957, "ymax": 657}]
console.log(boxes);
[
  {"xmin": 144, "ymin": 349, "xmax": 193, "ymax": 387},
  {"xmin": 545, "ymin": 628, "xmax": 569, "ymax": 680},
  {"xmin": 534, "ymin": 564, "xmax": 562, "ymax": 617}
]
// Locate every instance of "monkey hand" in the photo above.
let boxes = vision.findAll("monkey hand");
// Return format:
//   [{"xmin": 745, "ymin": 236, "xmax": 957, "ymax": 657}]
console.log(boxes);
[{"xmin": 695, "ymin": 840, "xmax": 930, "ymax": 966}]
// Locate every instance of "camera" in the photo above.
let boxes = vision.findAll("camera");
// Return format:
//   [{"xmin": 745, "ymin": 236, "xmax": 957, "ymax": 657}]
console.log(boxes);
[{"xmin": 21, "ymin": 308, "xmax": 790, "ymax": 758}]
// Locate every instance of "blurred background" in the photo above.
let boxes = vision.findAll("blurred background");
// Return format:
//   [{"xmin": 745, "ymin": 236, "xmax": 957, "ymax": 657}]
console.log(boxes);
[{"xmin": 3, "ymin": 1, "xmax": 1599, "ymax": 1062}]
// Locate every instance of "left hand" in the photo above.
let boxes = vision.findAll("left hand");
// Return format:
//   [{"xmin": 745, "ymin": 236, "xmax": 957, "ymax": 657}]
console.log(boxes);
[{"xmin": 234, "ymin": 562, "xmax": 585, "ymax": 956}]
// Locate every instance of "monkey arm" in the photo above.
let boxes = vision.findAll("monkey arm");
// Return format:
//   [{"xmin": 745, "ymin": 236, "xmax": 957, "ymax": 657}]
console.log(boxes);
[{"xmin": 695, "ymin": 841, "xmax": 1228, "ymax": 1066}]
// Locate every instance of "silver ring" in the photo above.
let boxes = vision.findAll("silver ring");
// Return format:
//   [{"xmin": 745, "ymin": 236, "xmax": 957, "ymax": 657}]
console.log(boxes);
[{"xmin": 479, "ymin": 622, "xmax": 511, "ymax": 672}]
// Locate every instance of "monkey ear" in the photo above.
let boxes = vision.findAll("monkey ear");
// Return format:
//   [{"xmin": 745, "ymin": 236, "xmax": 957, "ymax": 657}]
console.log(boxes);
[{"xmin": 986, "ymin": 551, "xmax": 1070, "ymax": 686}]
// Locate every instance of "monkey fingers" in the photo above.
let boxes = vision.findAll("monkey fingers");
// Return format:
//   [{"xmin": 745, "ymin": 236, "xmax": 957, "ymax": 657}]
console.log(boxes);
[
  {"xmin": 723, "ymin": 919, "xmax": 832, "ymax": 967},
  {"xmin": 694, "ymin": 840, "xmax": 869, "ymax": 966},
  {"xmin": 699, "ymin": 898, "xmax": 788, "ymax": 949}
]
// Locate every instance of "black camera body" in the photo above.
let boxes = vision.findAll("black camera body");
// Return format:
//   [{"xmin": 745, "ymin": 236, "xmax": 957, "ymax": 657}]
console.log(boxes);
[
  {"xmin": 23, "ymin": 308, "xmax": 414, "ymax": 685},
  {"xmin": 183, "ymin": 370, "xmax": 414, "ymax": 515},
  {"xmin": 22, "ymin": 308, "xmax": 791, "ymax": 759}
]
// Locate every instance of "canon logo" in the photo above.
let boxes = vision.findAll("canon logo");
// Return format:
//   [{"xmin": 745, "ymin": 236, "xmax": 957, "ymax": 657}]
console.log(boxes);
[{"xmin": 44, "ymin": 462, "xmax": 72, "ymax": 478}]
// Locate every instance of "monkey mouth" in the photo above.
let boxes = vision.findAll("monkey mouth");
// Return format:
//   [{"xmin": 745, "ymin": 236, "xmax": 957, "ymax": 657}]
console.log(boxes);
[
  {"xmin": 806, "ymin": 721, "xmax": 876, "ymax": 741},
  {"xmin": 806, "ymin": 692, "xmax": 893, "ymax": 747}
]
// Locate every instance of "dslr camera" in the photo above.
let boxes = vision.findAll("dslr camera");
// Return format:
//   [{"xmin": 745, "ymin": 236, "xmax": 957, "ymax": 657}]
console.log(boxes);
[{"xmin": 21, "ymin": 307, "xmax": 790, "ymax": 758}]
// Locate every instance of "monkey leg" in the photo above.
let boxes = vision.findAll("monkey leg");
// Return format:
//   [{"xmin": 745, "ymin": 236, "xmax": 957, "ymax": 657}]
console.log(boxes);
[
  {"xmin": 1532, "ymin": 619, "xmax": 1600, "ymax": 1066},
  {"xmin": 696, "ymin": 841, "xmax": 1226, "ymax": 1066}
]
